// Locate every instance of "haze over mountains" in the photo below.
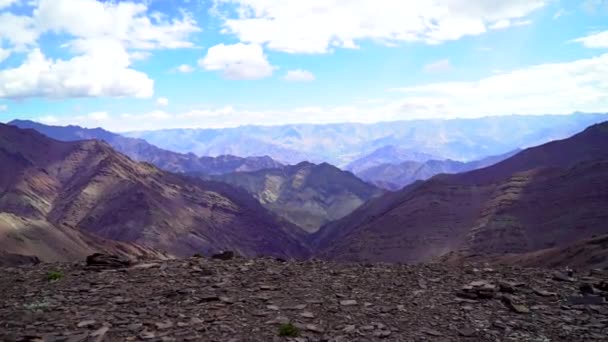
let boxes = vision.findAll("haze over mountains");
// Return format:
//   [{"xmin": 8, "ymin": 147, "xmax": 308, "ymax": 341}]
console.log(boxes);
[{"xmin": 126, "ymin": 113, "xmax": 608, "ymax": 166}]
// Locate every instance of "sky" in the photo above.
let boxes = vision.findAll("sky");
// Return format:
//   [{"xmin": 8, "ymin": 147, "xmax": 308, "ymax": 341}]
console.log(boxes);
[{"xmin": 0, "ymin": 0, "xmax": 607, "ymax": 131}]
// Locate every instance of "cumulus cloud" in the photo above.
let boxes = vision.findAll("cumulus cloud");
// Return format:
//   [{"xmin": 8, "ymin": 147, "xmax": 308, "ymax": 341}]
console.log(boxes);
[
  {"xmin": 198, "ymin": 43, "xmax": 274, "ymax": 79},
  {"xmin": 0, "ymin": 0, "xmax": 200, "ymax": 99},
  {"xmin": 176, "ymin": 64, "xmax": 195, "ymax": 73},
  {"xmin": 392, "ymin": 53, "xmax": 608, "ymax": 117},
  {"xmin": 574, "ymin": 31, "xmax": 608, "ymax": 48},
  {"xmin": 213, "ymin": 0, "xmax": 546, "ymax": 53},
  {"xmin": 423, "ymin": 59, "xmax": 451, "ymax": 72},
  {"xmin": 34, "ymin": 0, "xmax": 200, "ymax": 50},
  {"xmin": 283, "ymin": 69, "xmax": 315, "ymax": 82},
  {"xmin": 0, "ymin": 48, "xmax": 10, "ymax": 63},
  {"xmin": 156, "ymin": 97, "xmax": 169, "ymax": 106},
  {"xmin": 489, "ymin": 19, "xmax": 532, "ymax": 30},
  {"xmin": 0, "ymin": 47, "xmax": 154, "ymax": 99},
  {"xmin": 0, "ymin": 0, "xmax": 19, "ymax": 9}
]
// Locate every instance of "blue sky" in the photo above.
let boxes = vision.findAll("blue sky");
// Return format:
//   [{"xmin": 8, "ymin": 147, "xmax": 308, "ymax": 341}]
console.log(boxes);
[{"xmin": 0, "ymin": 0, "xmax": 607, "ymax": 131}]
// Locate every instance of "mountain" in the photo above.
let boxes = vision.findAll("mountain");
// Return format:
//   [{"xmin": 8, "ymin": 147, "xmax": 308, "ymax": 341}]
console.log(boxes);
[
  {"xmin": 202, "ymin": 162, "xmax": 384, "ymax": 233},
  {"xmin": 357, "ymin": 150, "xmax": 520, "ymax": 190},
  {"xmin": 0, "ymin": 124, "xmax": 309, "ymax": 262},
  {"xmin": 8, "ymin": 120, "xmax": 283, "ymax": 175},
  {"xmin": 345, "ymin": 145, "xmax": 438, "ymax": 174},
  {"xmin": 125, "ymin": 113, "xmax": 608, "ymax": 166},
  {"xmin": 313, "ymin": 121, "xmax": 608, "ymax": 263}
]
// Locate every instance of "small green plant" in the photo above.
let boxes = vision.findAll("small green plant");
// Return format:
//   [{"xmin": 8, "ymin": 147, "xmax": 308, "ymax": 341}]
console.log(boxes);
[
  {"xmin": 278, "ymin": 323, "xmax": 300, "ymax": 337},
  {"xmin": 46, "ymin": 271, "xmax": 63, "ymax": 281}
]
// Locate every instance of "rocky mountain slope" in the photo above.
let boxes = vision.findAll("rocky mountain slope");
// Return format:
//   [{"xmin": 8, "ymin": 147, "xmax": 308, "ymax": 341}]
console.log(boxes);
[
  {"xmin": 314, "ymin": 121, "xmax": 608, "ymax": 263},
  {"xmin": 8, "ymin": 120, "xmax": 283, "ymax": 175},
  {"xmin": 126, "ymin": 113, "xmax": 608, "ymax": 166},
  {"xmin": 356, "ymin": 150, "xmax": 520, "ymax": 190},
  {"xmin": 203, "ymin": 162, "xmax": 384, "ymax": 232},
  {"xmin": 1, "ymin": 256, "xmax": 607, "ymax": 341},
  {"xmin": 0, "ymin": 124, "xmax": 308, "ymax": 263}
]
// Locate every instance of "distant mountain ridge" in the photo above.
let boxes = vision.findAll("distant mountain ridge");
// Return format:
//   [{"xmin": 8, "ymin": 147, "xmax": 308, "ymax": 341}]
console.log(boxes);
[
  {"xmin": 0, "ymin": 124, "xmax": 309, "ymax": 263},
  {"xmin": 356, "ymin": 149, "xmax": 520, "ymax": 190},
  {"xmin": 313, "ymin": 121, "xmax": 608, "ymax": 263},
  {"xmin": 346, "ymin": 146, "xmax": 438, "ymax": 174},
  {"xmin": 125, "ymin": 113, "xmax": 608, "ymax": 166},
  {"xmin": 8, "ymin": 120, "xmax": 283, "ymax": 175},
  {"xmin": 201, "ymin": 162, "xmax": 384, "ymax": 232}
]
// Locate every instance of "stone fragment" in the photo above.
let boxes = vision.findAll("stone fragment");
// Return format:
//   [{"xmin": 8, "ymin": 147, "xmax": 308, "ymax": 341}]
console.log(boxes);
[
  {"xmin": 340, "ymin": 300, "xmax": 357, "ymax": 306},
  {"xmin": 76, "ymin": 320, "xmax": 96, "ymax": 328},
  {"xmin": 211, "ymin": 251, "xmax": 235, "ymax": 260},
  {"xmin": 85, "ymin": 253, "xmax": 131, "ymax": 270}
]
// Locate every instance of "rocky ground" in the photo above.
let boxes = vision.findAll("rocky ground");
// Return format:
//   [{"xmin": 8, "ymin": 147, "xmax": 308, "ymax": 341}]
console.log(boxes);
[{"xmin": 1, "ymin": 255, "xmax": 607, "ymax": 342}]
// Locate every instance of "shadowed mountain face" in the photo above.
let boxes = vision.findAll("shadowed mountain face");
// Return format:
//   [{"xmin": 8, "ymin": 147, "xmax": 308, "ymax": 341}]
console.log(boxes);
[
  {"xmin": 8, "ymin": 120, "xmax": 283, "ymax": 175},
  {"xmin": 356, "ymin": 150, "xmax": 520, "ymax": 190},
  {"xmin": 203, "ymin": 162, "xmax": 384, "ymax": 233},
  {"xmin": 0, "ymin": 124, "xmax": 309, "ymax": 262},
  {"xmin": 126, "ymin": 113, "xmax": 608, "ymax": 166},
  {"xmin": 314, "ymin": 122, "xmax": 608, "ymax": 263}
]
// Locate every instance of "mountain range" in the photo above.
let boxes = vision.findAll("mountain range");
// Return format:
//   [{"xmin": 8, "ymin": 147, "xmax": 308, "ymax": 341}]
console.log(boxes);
[
  {"xmin": 0, "ymin": 124, "xmax": 308, "ymax": 262},
  {"xmin": 355, "ymin": 149, "xmax": 520, "ymax": 190},
  {"xmin": 202, "ymin": 162, "xmax": 384, "ymax": 232},
  {"xmin": 314, "ymin": 121, "xmax": 608, "ymax": 263},
  {"xmin": 8, "ymin": 120, "xmax": 283, "ymax": 175},
  {"xmin": 126, "ymin": 113, "xmax": 608, "ymax": 166},
  {"xmin": 2, "ymin": 118, "xmax": 608, "ymax": 269}
]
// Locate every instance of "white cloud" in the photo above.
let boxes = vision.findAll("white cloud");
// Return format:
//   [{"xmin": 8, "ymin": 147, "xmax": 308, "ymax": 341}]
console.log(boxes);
[
  {"xmin": 0, "ymin": 12, "xmax": 38, "ymax": 49},
  {"xmin": 39, "ymin": 115, "xmax": 59, "ymax": 124},
  {"xmin": 0, "ymin": 0, "xmax": 201, "ymax": 99},
  {"xmin": 283, "ymin": 69, "xmax": 315, "ymax": 82},
  {"xmin": 0, "ymin": 0, "xmax": 19, "ymax": 9},
  {"xmin": 213, "ymin": 0, "xmax": 546, "ymax": 53},
  {"xmin": 31, "ymin": 53, "xmax": 608, "ymax": 130},
  {"xmin": 553, "ymin": 9, "xmax": 566, "ymax": 19},
  {"xmin": 0, "ymin": 104, "xmax": 7, "ymax": 111},
  {"xmin": 574, "ymin": 31, "xmax": 608, "ymax": 49},
  {"xmin": 176, "ymin": 64, "xmax": 195, "ymax": 73},
  {"xmin": 0, "ymin": 48, "xmax": 10, "ymax": 63},
  {"xmin": 130, "ymin": 51, "xmax": 151, "ymax": 61},
  {"xmin": 489, "ymin": 19, "xmax": 532, "ymax": 30},
  {"xmin": 583, "ymin": 0, "xmax": 608, "ymax": 13},
  {"xmin": 87, "ymin": 111, "xmax": 109, "ymax": 121},
  {"xmin": 0, "ymin": 47, "xmax": 154, "ymax": 99},
  {"xmin": 34, "ymin": 0, "xmax": 200, "ymax": 50},
  {"xmin": 198, "ymin": 43, "xmax": 274, "ymax": 80},
  {"xmin": 391, "ymin": 53, "xmax": 608, "ymax": 117},
  {"xmin": 423, "ymin": 59, "xmax": 451, "ymax": 72},
  {"xmin": 156, "ymin": 97, "xmax": 169, "ymax": 106}
]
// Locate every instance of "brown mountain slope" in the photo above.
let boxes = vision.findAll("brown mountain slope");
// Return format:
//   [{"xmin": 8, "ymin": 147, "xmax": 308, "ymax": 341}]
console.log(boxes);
[
  {"xmin": 441, "ymin": 233, "xmax": 608, "ymax": 270},
  {"xmin": 204, "ymin": 162, "xmax": 384, "ymax": 233},
  {"xmin": 314, "ymin": 122, "xmax": 608, "ymax": 263},
  {"xmin": 0, "ymin": 124, "xmax": 309, "ymax": 262}
]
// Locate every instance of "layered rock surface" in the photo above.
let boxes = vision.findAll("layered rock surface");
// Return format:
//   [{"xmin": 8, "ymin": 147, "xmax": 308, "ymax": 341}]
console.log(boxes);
[{"xmin": 1, "ymin": 256, "xmax": 607, "ymax": 341}]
